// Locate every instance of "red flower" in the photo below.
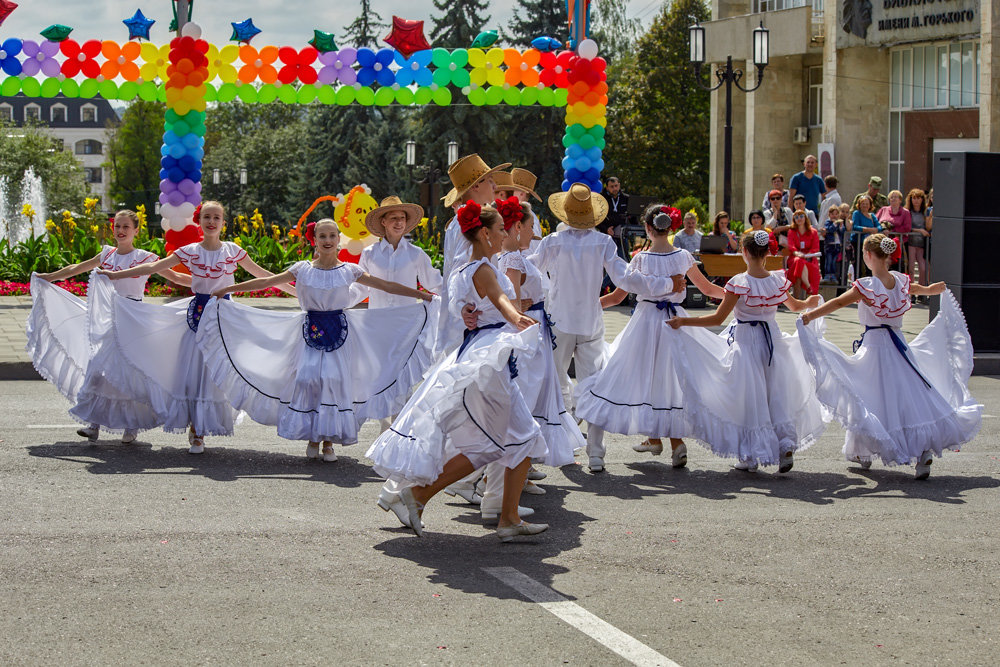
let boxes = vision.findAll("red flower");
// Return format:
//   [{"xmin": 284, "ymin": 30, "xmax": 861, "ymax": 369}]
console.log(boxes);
[
  {"xmin": 660, "ymin": 206, "xmax": 683, "ymax": 231},
  {"xmin": 494, "ymin": 196, "xmax": 524, "ymax": 230},
  {"xmin": 277, "ymin": 46, "xmax": 318, "ymax": 85},
  {"xmin": 304, "ymin": 221, "xmax": 316, "ymax": 246},
  {"xmin": 458, "ymin": 200, "xmax": 482, "ymax": 233},
  {"xmin": 60, "ymin": 39, "xmax": 102, "ymax": 78}
]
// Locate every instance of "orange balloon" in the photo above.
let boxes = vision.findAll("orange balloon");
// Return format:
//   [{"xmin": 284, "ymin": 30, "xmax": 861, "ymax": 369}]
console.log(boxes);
[
  {"xmin": 186, "ymin": 71, "xmax": 205, "ymax": 88},
  {"xmin": 583, "ymin": 91, "xmax": 599, "ymax": 106},
  {"xmin": 122, "ymin": 41, "xmax": 141, "ymax": 60},
  {"xmin": 238, "ymin": 66, "xmax": 257, "ymax": 84},
  {"xmin": 177, "ymin": 58, "xmax": 194, "ymax": 75},
  {"xmin": 599, "ymin": 95, "xmax": 608, "ymax": 105},
  {"xmin": 168, "ymin": 73, "xmax": 187, "ymax": 89}
]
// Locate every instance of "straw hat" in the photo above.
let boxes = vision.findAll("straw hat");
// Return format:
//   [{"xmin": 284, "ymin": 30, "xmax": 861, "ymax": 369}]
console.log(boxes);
[
  {"xmin": 364, "ymin": 196, "xmax": 424, "ymax": 237},
  {"xmin": 493, "ymin": 170, "xmax": 514, "ymax": 193},
  {"xmin": 510, "ymin": 168, "xmax": 541, "ymax": 201},
  {"xmin": 547, "ymin": 183, "xmax": 609, "ymax": 229},
  {"xmin": 442, "ymin": 154, "xmax": 512, "ymax": 208}
]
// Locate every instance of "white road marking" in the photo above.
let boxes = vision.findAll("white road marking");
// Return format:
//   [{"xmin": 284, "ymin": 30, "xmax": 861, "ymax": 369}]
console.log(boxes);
[
  {"xmin": 26, "ymin": 424, "xmax": 80, "ymax": 429},
  {"xmin": 484, "ymin": 566, "xmax": 680, "ymax": 667}
]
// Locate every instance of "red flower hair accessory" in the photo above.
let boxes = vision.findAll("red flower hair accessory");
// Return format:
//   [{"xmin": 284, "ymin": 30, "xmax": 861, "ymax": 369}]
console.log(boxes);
[
  {"xmin": 660, "ymin": 205, "xmax": 683, "ymax": 231},
  {"xmin": 458, "ymin": 200, "xmax": 483, "ymax": 233},
  {"xmin": 304, "ymin": 221, "xmax": 316, "ymax": 246},
  {"xmin": 192, "ymin": 203, "xmax": 202, "ymax": 226},
  {"xmin": 494, "ymin": 196, "xmax": 524, "ymax": 230}
]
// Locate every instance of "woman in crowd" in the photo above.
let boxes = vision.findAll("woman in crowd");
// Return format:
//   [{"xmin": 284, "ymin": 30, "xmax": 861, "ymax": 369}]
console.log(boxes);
[
  {"xmin": 712, "ymin": 211, "xmax": 739, "ymax": 252},
  {"xmin": 786, "ymin": 210, "xmax": 821, "ymax": 297},
  {"xmin": 905, "ymin": 188, "xmax": 932, "ymax": 290},
  {"xmin": 876, "ymin": 190, "xmax": 911, "ymax": 270}
]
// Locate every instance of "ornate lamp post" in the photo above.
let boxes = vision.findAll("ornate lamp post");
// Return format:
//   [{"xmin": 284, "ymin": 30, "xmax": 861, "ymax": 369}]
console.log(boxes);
[
  {"xmin": 405, "ymin": 140, "xmax": 458, "ymax": 215},
  {"xmin": 689, "ymin": 20, "xmax": 769, "ymax": 217}
]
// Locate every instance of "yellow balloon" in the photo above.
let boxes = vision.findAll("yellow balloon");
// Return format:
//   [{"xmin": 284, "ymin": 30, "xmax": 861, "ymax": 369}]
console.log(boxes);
[
  {"xmin": 140, "ymin": 42, "xmax": 159, "ymax": 62},
  {"xmin": 190, "ymin": 98, "xmax": 207, "ymax": 112},
  {"xmin": 218, "ymin": 66, "xmax": 238, "ymax": 84},
  {"xmin": 165, "ymin": 87, "xmax": 182, "ymax": 103},
  {"xmin": 595, "ymin": 116, "xmax": 607, "ymax": 127},
  {"xmin": 173, "ymin": 100, "xmax": 191, "ymax": 115},
  {"xmin": 333, "ymin": 186, "xmax": 379, "ymax": 241},
  {"xmin": 564, "ymin": 112, "xmax": 579, "ymax": 125}
]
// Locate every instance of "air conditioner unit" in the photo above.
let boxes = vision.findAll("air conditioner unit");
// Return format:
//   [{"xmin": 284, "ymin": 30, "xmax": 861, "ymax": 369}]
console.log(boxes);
[{"xmin": 793, "ymin": 126, "xmax": 810, "ymax": 144}]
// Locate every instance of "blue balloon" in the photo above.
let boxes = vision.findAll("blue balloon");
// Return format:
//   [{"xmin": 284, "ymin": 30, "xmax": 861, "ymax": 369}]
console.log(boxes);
[
  {"xmin": 566, "ymin": 144, "xmax": 584, "ymax": 160},
  {"xmin": 160, "ymin": 145, "xmax": 170, "ymax": 156},
  {"xmin": 181, "ymin": 134, "xmax": 203, "ymax": 150},
  {"xmin": 562, "ymin": 157, "xmax": 575, "ymax": 171},
  {"xmin": 163, "ymin": 131, "xmax": 179, "ymax": 145},
  {"xmin": 585, "ymin": 147, "xmax": 602, "ymax": 162},
  {"xmin": 574, "ymin": 157, "xmax": 591, "ymax": 172},
  {"xmin": 178, "ymin": 155, "xmax": 197, "ymax": 172},
  {"xmin": 531, "ymin": 36, "xmax": 562, "ymax": 52},
  {"xmin": 583, "ymin": 167, "xmax": 601, "ymax": 182},
  {"xmin": 589, "ymin": 179, "xmax": 603, "ymax": 193},
  {"xmin": 561, "ymin": 179, "xmax": 572, "ymax": 191},
  {"xmin": 190, "ymin": 170, "xmax": 202, "ymax": 183},
  {"xmin": 168, "ymin": 143, "xmax": 185, "ymax": 159},
  {"xmin": 591, "ymin": 158, "xmax": 605, "ymax": 172},
  {"xmin": 161, "ymin": 156, "xmax": 177, "ymax": 168},
  {"xmin": 190, "ymin": 147, "xmax": 204, "ymax": 161},
  {"xmin": 167, "ymin": 167, "xmax": 185, "ymax": 182},
  {"xmin": 159, "ymin": 168, "xmax": 169, "ymax": 179},
  {"xmin": 565, "ymin": 167, "xmax": 583, "ymax": 182}
]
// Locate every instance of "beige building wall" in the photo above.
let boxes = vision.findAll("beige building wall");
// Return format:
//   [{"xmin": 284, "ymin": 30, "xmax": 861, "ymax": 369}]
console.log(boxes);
[{"xmin": 981, "ymin": 0, "xmax": 1000, "ymax": 151}]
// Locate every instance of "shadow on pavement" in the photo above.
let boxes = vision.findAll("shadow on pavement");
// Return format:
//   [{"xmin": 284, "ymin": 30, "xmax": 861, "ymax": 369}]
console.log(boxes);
[
  {"xmin": 26, "ymin": 440, "xmax": 381, "ymax": 488},
  {"xmin": 373, "ymin": 485, "xmax": 593, "ymax": 601}
]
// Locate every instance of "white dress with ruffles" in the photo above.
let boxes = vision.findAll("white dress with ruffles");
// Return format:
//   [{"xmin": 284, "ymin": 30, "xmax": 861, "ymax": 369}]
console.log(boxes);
[
  {"xmin": 666, "ymin": 270, "xmax": 829, "ymax": 466},
  {"xmin": 366, "ymin": 257, "xmax": 546, "ymax": 486},
  {"xmin": 796, "ymin": 272, "xmax": 981, "ymax": 465},
  {"xmin": 89, "ymin": 242, "xmax": 245, "ymax": 436},
  {"xmin": 498, "ymin": 249, "xmax": 583, "ymax": 467},
  {"xmin": 196, "ymin": 260, "xmax": 438, "ymax": 444},
  {"xmin": 26, "ymin": 246, "xmax": 159, "ymax": 431},
  {"xmin": 575, "ymin": 249, "xmax": 716, "ymax": 439}
]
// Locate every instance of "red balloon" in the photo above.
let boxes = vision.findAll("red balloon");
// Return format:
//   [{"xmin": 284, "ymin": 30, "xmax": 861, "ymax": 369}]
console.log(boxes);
[
  {"xmin": 164, "ymin": 224, "xmax": 204, "ymax": 256},
  {"xmin": 337, "ymin": 249, "xmax": 361, "ymax": 264},
  {"xmin": 593, "ymin": 57, "xmax": 607, "ymax": 72},
  {"xmin": 383, "ymin": 16, "xmax": 432, "ymax": 58}
]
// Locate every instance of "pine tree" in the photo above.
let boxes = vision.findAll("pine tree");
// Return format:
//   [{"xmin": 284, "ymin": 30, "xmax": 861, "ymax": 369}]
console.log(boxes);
[
  {"xmin": 506, "ymin": 0, "xmax": 565, "ymax": 47},
  {"xmin": 340, "ymin": 0, "xmax": 387, "ymax": 49},
  {"xmin": 430, "ymin": 0, "xmax": 491, "ymax": 48}
]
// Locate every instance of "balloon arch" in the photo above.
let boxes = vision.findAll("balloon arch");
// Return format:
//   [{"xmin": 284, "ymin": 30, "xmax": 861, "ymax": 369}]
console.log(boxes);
[{"xmin": 0, "ymin": 10, "xmax": 607, "ymax": 240}]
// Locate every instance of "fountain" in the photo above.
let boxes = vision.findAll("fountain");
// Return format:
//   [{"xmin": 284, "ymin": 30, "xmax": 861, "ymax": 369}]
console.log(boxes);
[
  {"xmin": 0, "ymin": 175, "xmax": 9, "ymax": 243},
  {"xmin": 0, "ymin": 168, "xmax": 47, "ymax": 243},
  {"xmin": 20, "ymin": 168, "xmax": 47, "ymax": 240}
]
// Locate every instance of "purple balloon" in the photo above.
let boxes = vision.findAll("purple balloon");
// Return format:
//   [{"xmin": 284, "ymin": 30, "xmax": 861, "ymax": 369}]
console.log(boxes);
[
  {"xmin": 167, "ymin": 190, "xmax": 185, "ymax": 207},
  {"xmin": 159, "ymin": 191, "xmax": 169, "ymax": 205},
  {"xmin": 160, "ymin": 179, "xmax": 177, "ymax": 194},
  {"xmin": 177, "ymin": 179, "xmax": 197, "ymax": 196},
  {"xmin": 184, "ymin": 192, "xmax": 201, "ymax": 205}
]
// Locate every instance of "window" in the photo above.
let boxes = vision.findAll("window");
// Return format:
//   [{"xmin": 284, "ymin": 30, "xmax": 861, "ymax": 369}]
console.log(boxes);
[
  {"xmin": 807, "ymin": 66, "xmax": 822, "ymax": 127},
  {"xmin": 84, "ymin": 168, "xmax": 103, "ymax": 184},
  {"xmin": 0, "ymin": 104, "xmax": 11, "ymax": 122},
  {"xmin": 25, "ymin": 104, "xmax": 41, "ymax": 121},
  {"xmin": 51, "ymin": 105, "xmax": 67, "ymax": 123},
  {"xmin": 75, "ymin": 139, "xmax": 103, "ymax": 155},
  {"xmin": 81, "ymin": 105, "xmax": 97, "ymax": 123}
]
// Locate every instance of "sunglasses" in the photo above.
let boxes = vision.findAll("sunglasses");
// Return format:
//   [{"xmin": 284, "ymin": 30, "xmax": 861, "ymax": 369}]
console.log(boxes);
[{"xmin": 769, "ymin": 196, "xmax": 781, "ymax": 201}]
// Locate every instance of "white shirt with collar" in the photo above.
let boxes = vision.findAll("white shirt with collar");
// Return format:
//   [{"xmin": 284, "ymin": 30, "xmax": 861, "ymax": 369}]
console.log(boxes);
[
  {"xmin": 527, "ymin": 227, "xmax": 674, "ymax": 338},
  {"xmin": 358, "ymin": 237, "xmax": 443, "ymax": 309}
]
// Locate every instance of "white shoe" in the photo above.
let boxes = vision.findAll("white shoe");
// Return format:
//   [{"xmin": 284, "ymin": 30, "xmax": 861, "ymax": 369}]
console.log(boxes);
[
  {"xmin": 527, "ymin": 467, "xmax": 547, "ymax": 481},
  {"xmin": 914, "ymin": 450, "xmax": 933, "ymax": 480},
  {"xmin": 588, "ymin": 456, "xmax": 604, "ymax": 473},
  {"xmin": 482, "ymin": 506, "xmax": 534, "ymax": 524},
  {"xmin": 778, "ymin": 450, "xmax": 794, "ymax": 474},
  {"xmin": 321, "ymin": 447, "xmax": 337, "ymax": 462},
  {"xmin": 522, "ymin": 481, "xmax": 546, "ymax": 495},
  {"xmin": 306, "ymin": 443, "xmax": 320, "ymax": 459},
  {"xmin": 120, "ymin": 429, "xmax": 138, "ymax": 444},
  {"xmin": 377, "ymin": 488, "xmax": 424, "ymax": 530},
  {"xmin": 77, "ymin": 425, "xmax": 99, "ymax": 441},
  {"xmin": 188, "ymin": 436, "xmax": 204, "ymax": 454},
  {"xmin": 851, "ymin": 455, "xmax": 872, "ymax": 470},
  {"xmin": 496, "ymin": 521, "xmax": 549, "ymax": 543},
  {"xmin": 398, "ymin": 487, "xmax": 424, "ymax": 537},
  {"xmin": 671, "ymin": 443, "xmax": 688, "ymax": 468},
  {"xmin": 632, "ymin": 439, "xmax": 663, "ymax": 455},
  {"xmin": 734, "ymin": 460, "xmax": 758, "ymax": 472},
  {"xmin": 444, "ymin": 485, "xmax": 482, "ymax": 505}
]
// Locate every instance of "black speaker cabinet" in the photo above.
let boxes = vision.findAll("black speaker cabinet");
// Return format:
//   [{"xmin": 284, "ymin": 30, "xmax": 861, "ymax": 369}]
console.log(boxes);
[
  {"xmin": 940, "ymin": 285, "xmax": 1000, "ymax": 352},
  {"xmin": 932, "ymin": 152, "xmax": 1000, "ymax": 220}
]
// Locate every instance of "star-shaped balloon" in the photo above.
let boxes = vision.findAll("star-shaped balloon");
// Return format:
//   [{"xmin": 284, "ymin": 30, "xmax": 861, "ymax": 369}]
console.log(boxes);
[
  {"xmin": 230, "ymin": 18, "xmax": 261, "ymax": 44},
  {"xmin": 123, "ymin": 9, "xmax": 155, "ymax": 41},
  {"xmin": 309, "ymin": 29, "xmax": 337, "ymax": 53},
  {"xmin": 383, "ymin": 16, "xmax": 431, "ymax": 59},
  {"xmin": 470, "ymin": 30, "xmax": 498, "ymax": 49},
  {"xmin": 41, "ymin": 24, "xmax": 73, "ymax": 42},
  {"xmin": 0, "ymin": 0, "xmax": 18, "ymax": 29}
]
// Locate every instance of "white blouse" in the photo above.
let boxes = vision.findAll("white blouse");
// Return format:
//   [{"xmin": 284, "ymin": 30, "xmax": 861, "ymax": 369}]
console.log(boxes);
[
  {"xmin": 627, "ymin": 249, "xmax": 696, "ymax": 303},
  {"xmin": 288, "ymin": 261, "xmax": 364, "ymax": 311},
  {"xmin": 497, "ymin": 250, "xmax": 545, "ymax": 304},
  {"xmin": 853, "ymin": 272, "xmax": 911, "ymax": 328},
  {"xmin": 174, "ymin": 242, "xmax": 247, "ymax": 295},
  {"xmin": 359, "ymin": 237, "xmax": 442, "ymax": 309},
  {"xmin": 724, "ymin": 271, "xmax": 792, "ymax": 321},
  {"xmin": 98, "ymin": 245, "xmax": 158, "ymax": 300}
]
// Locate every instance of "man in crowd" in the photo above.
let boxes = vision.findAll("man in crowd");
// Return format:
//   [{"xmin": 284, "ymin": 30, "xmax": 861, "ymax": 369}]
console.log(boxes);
[
  {"xmin": 817, "ymin": 175, "xmax": 842, "ymax": 227},
  {"xmin": 672, "ymin": 211, "xmax": 703, "ymax": 253},
  {"xmin": 852, "ymin": 176, "xmax": 888, "ymax": 212},
  {"xmin": 762, "ymin": 173, "xmax": 788, "ymax": 212},
  {"xmin": 788, "ymin": 154, "xmax": 826, "ymax": 216}
]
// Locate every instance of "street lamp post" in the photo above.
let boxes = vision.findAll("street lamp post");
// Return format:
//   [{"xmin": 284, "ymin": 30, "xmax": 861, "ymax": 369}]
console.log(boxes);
[
  {"xmin": 405, "ymin": 140, "xmax": 459, "ymax": 215},
  {"xmin": 689, "ymin": 20, "xmax": 769, "ymax": 218}
]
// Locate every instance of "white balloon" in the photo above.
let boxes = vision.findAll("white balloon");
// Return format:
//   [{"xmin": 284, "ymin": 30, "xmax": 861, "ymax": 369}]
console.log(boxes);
[
  {"xmin": 163, "ymin": 216, "xmax": 190, "ymax": 232},
  {"xmin": 177, "ymin": 202, "xmax": 196, "ymax": 218},
  {"xmin": 578, "ymin": 39, "xmax": 599, "ymax": 60},
  {"xmin": 180, "ymin": 22, "xmax": 203, "ymax": 39},
  {"xmin": 345, "ymin": 238, "xmax": 364, "ymax": 255},
  {"xmin": 160, "ymin": 217, "xmax": 171, "ymax": 232}
]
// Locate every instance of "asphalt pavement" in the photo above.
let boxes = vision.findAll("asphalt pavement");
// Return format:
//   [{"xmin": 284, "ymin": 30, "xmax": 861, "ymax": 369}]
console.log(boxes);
[{"xmin": 1, "ymin": 377, "xmax": 998, "ymax": 666}]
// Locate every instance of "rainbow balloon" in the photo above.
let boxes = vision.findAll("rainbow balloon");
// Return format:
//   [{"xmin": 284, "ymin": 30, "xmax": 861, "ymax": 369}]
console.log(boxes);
[{"xmin": 559, "ymin": 39, "xmax": 607, "ymax": 193}]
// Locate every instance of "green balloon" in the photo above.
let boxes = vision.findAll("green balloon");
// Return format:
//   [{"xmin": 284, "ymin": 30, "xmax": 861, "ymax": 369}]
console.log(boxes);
[
  {"xmin": 589, "ymin": 125, "xmax": 606, "ymax": 139},
  {"xmin": 40, "ymin": 78, "xmax": 61, "ymax": 98},
  {"xmin": 537, "ymin": 88, "xmax": 554, "ymax": 106},
  {"xmin": 316, "ymin": 85, "xmax": 336, "ymax": 104},
  {"xmin": 569, "ymin": 123, "xmax": 586, "ymax": 139},
  {"xmin": 334, "ymin": 86, "xmax": 355, "ymax": 105},
  {"xmin": 217, "ymin": 83, "xmax": 238, "ymax": 102},
  {"xmin": 137, "ymin": 81, "xmax": 157, "ymax": 101},
  {"xmin": 431, "ymin": 48, "xmax": 452, "ymax": 69},
  {"xmin": 257, "ymin": 84, "xmax": 278, "ymax": 104},
  {"xmin": 503, "ymin": 86, "xmax": 521, "ymax": 106},
  {"xmin": 237, "ymin": 84, "xmax": 258, "ymax": 103},
  {"xmin": 484, "ymin": 86, "xmax": 503, "ymax": 105},
  {"xmin": 1, "ymin": 77, "xmax": 20, "ymax": 97},
  {"xmin": 172, "ymin": 120, "xmax": 190, "ymax": 135},
  {"xmin": 432, "ymin": 87, "xmax": 452, "ymax": 106},
  {"xmin": 595, "ymin": 137, "xmax": 606, "ymax": 150},
  {"xmin": 355, "ymin": 87, "xmax": 375, "ymax": 106},
  {"xmin": 117, "ymin": 81, "xmax": 139, "ymax": 100},
  {"xmin": 519, "ymin": 87, "xmax": 539, "ymax": 106},
  {"xmin": 98, "ymin": 80, "xmax": 118, "ymax": 100},
  {"xmin": 297, "ymin": 84, "xmax": 317, "ymax": 104},
  {"xmin": 374, "ymin": 87, "xmax": 395, "ymax": 106},
  {"xmin": 451, "ymin": 49, "xmax": 469, "ymax": 68},
  {"xmin": 561, "ymin": 134, "xmax": 574, "ymax": 148},
  {"xmin": 431, "ymin": 69, "xmax": 452, "ymax": 88},
  {"xmin": 278, "ymin": 85, "xmax": 298, "ymax": 104},
  {"xmin": 413, "ymin": 87, "xmax": 433, "ymax": 105},
  {"xmin": 165, "ymin": 109, "xmax": 179, "ymax": 123},
  {"xmin": 203, "ymin": 82, "xmax": 217, "ymax": 102},
  {"xmin": 554, "ymin": 89, "xmax": 569, "ymax": 106},
  {"xmin": 78, "ymin": 79, "xmax": 99, "ymax": 98},
  {"xmin": 60, "ymin": 79, "xmax": 79, "ymax": 97},
  {"xmin": 156, "ymin": 85, "xmax": 167, "ymax": 103},
  {"xmin": 452, "ymin": 70, "xmax": 471, "ymax": 89},
  {"xmin": 21, "ymin": 78, "xmax": 41, "ymax": 97},
  {"xmin": 395, "ymin": 87, "xmax": 415, "ymax": 106},
  {"xmin": 578, "ymin": 134, "xmax": 595, "ymax": 150},
  {"xmin": 467, "ymin": 87, "xmax": 486, "ymax": 106}
]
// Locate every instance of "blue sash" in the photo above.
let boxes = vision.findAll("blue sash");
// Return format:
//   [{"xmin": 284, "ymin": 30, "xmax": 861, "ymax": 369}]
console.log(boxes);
[
  {"xmin": 527, "ymin": 301, "xmax": 557, "ymax": 350},
  {"xmin": 303, "ymin": 310, "xmax": 349, "ymax": 351},
  {"xmin": 456, "ymin": 321, "xmax": 518, "ymax": 379},
  {"xmin": 186, "ymin": 293, "xmax": 229, "ymax": 332},
  {"xmin": 727, "ymin": 318, "xmax": 774, "ymax": 366},
  {"xmin": 643, "ymin": 299, "xmax": 679, "ymax": 318},
  {"xmin": 853, "ymin": 324, "xmax": 931, "ymax": 388}
]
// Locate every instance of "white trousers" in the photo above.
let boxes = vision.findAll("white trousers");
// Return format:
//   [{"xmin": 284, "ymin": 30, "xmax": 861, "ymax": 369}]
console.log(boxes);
[{"xmin": 551, "ymin": 326, "xmax": 606, "ymax": 458}]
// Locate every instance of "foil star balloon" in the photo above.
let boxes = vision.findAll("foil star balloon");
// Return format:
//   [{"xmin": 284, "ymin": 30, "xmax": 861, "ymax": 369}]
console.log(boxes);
[
  {"xmin": 123, "ymin": 9, "xmax": 155, "ymax": 41},
  {"xmin": 309, "ymin": 29, "xmax": 337, "ymax": 53},
  {"xmin": 230, "ymin": 18, "xmax": 261, "ymax": 44},
  {"xmin": 0, "ymin": 0, "xmax": 18, "ymax": 29},
  {"xmin": 383, "ymin": 16, "xmax": 431, "ymax": 59},
  {"xmin": 470, "ymin": 30, "xmax": 498, "ymax": 49},
  {"xmin": 41, "ymin": 24, "xmax": 73, "ymax": 42}
]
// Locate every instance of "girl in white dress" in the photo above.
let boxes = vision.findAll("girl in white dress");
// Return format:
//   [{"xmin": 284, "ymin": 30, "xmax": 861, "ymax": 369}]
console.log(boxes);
[
  {"xmin": 367, "ymin": 201, "xmax": 549, "ymax": 542},
  {"xmin": 667, "ymin": 230, "xmax": 828, "ymax": 472},
  {"xmin": 797, "ymin": 234, "xmax": 981, "ymax": 478},
  {"xmin": 97, "ymin": 201, "xmax": 293, "ymax": 454},
  {"xmin": 27, "ymin": 210, "xmax": 190, "ymax": 443},
  {"xmin": 200, "ymin": 218, "xmax": 435, "ymax": 462},
  {"xmin": 576, "ymin": 205, "xmax": 725, "ymax": 468}
]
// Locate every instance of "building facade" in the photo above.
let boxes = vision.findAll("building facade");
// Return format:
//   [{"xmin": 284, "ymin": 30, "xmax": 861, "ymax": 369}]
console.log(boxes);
[
  {"xmin": 703, "ymin": 0, "xmax": 995, "ymax": 218},
  {"xmin": 0, "ymin": 95, "xmax": 119, "ymax": 209}
]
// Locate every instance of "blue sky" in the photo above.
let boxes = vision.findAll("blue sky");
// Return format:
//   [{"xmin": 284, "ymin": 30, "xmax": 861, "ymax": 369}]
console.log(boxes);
[{"xmin": 1, "ymin": 1, "xmax": 660, "ymax": 48}]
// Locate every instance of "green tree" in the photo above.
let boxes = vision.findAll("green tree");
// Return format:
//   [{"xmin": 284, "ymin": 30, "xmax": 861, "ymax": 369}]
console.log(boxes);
[
  {"xmin": 505, "ymin": 0, "xmax": 565, "ymax": 46},
  {"xmin": 104, "ymin": 100, "xmax": 165, "ymax": 214},
  {"xmin": 590, "ymin": 0, "xmax": 643, "ymax": 66},
  {"xmin": 340, "ymin": 0, "xmax": 387, "ymax": 49},
  {"xmin": 430, "ymin": 0, "xmax": 491, "ymax": 47},
  {"xmin": 604, "ymin": 0, "xmax": 710, "ymax": 202},
  {"xmin": 0, "ymin": 119, "xmax": 88, "ymax": 219}
]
